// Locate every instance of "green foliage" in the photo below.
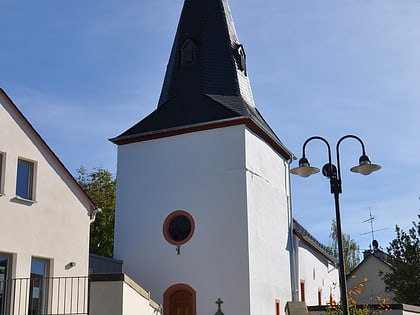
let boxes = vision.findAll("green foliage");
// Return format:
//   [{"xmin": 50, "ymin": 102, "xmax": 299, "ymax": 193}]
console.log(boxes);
[
  {"xmin": 326, "ymin": 277, "xmax": 388, "ymax": 315},
  {"xmin": 380, "ymin": 215, "xmax": 420, "ymax": 306},
  {"xmin": 327, "ymin": 219, "xmax": 361, "ymax": 274},
  {"xmin": 77, "ymin": 167, "xmax": 116, "ymax": 258}
]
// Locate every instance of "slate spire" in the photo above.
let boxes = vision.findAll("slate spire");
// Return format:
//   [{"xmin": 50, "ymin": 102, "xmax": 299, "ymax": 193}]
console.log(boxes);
[
  {"xmin": 111, "ymin": 0, "xmax": 292, "ymax": 159},
  {"xmin": 158, "ymin": 0, "xmax": 255, "ymax": 108}
]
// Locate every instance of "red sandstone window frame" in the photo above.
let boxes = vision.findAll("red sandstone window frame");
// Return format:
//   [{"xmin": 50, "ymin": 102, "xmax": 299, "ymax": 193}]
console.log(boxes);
[
  {"xmin": 163, "ymin": 210, "xmax": 195, "ymax": 245},
  {"xmin": 318, "ymin": 288, "xmax": 322, "ymax": 305},
  {"xmin": 275, "ymin": 298, "xmax": 281, "ymax": 315},
  {"xmin": 300, "ymin": 279, "xmax": 305, "ymax": 302}
]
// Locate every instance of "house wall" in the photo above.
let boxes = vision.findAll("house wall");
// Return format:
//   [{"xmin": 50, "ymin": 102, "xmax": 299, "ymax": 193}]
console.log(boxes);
[
  {"xmin": 0, "ymin": 94, "xmax": 91, "ymax": 279},
  {"xmin": 90, "ymin": 280, "xmax": 123, "ymax": 315},
  {"xmin": 297, "ymin": 240, "xmax": 339, "ymax": 306},
  {"xmin": 114, "ymin": 124, "xmax": 295, "ymax": 315},
  {"xmin": 347, "ymin": 255, "xmax": 394, "ymax": 304}
]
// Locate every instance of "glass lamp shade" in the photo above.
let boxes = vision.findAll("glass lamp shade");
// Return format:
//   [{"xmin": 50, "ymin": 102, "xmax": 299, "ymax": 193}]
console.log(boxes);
[
  {"xmin": 290, "ymin": 157, "xmax": 320, "ymax": 177},
  {"xmin": 350, "ymin": 154, "xmax": 381, "ymax": 175}
]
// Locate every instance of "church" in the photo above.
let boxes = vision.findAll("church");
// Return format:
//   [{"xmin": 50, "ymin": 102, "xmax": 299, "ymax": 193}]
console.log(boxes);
[{"xmin": 110, "ymin": 0, "xmax": 338, "ymax": 314}]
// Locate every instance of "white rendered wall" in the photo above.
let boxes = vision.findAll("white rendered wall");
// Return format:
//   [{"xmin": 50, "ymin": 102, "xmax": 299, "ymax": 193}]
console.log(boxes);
[
  {"xmin": 122, "ymin": 281, "xmax": 159, "ymax": 315},
  {"xmin": 114, "ymin": 125, "xmax": 251, "ymax": 314},
  {"xmin": 297, "ymin": 241, "xmax": 339, "ymax": 306},
  {"xmin": 244, "ymin": 129, "xmax": 293, "ymax": 313},
  {"xmin": 89, "ymin": 275, "xmax": 161, "ymax": 315},
  {"xmin": 114, "ymin": 124, "xmax": 294, "ymax": 315},
  {"xmin": 0, "ymin": 95, "xmax": 91, "ymax": 280}
]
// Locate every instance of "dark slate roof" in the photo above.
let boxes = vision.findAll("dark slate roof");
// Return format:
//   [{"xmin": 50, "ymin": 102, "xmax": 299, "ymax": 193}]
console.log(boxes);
[
  {"xmin": 111, "ymin": 0, "xmax": 292, "ymax": 159},
  {"xmin": 347, "ymin": 249, "xmax": 391, "ymax": 277},
  {"xmin": 293, "ymin": 219, "xmax": 337, "ymax": 264}
]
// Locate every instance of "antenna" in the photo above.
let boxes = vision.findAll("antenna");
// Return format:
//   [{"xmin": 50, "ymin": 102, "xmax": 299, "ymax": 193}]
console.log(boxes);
[
  {"xmin": 360, "ymin": 206, "xmax": 388, "ymax": 249},
  {"xmin": 361, "ymin": 206, "xmax": 376, "ymax": 241}
]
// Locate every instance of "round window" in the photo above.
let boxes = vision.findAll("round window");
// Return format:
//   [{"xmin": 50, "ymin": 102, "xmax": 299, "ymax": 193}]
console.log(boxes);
[{"xmin": 163, "ymin": 210, "xmax": 195, "ymax": 245}]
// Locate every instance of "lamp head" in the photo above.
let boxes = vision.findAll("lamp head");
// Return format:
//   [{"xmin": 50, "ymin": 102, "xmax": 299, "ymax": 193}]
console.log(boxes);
[
  {"xmin": 290, "ymin": 157, "xmax": 320, "ymax": 177},
  {"xmin": 350, "ymin": 154, "xmax": 381, "ymax": 175}
]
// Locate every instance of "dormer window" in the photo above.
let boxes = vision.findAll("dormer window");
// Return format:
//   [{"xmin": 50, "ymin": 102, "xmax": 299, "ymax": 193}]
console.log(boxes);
[
  {"xmin": 235, "ymin": 44, "xmax": 247, "ymax": 75},
  {"xmin": 181, "ymin": 39, "xmax": 196, "ymax": 65}
]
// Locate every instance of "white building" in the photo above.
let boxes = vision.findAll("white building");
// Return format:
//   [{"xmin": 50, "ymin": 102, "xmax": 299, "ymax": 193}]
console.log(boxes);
[
  {"xmin": 110, "ymin": 0, "xmax": 340, "ymax": 314},
  {"xmin": 0, "ymin": 88, "xmax": 162, "ymax": 315},
  {"xmin": 0, "ymin": 89, "xmax": 96, "ymax": 314},
  {"xmin": 293, "ymin": 220, "xmax": 339, "ymax": 306}
]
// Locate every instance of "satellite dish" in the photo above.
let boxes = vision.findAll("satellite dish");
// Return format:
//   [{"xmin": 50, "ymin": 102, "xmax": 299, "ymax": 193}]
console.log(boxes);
[{"xmin": 372, "ymin": 239, "xmax": 379, "ymax": 250}]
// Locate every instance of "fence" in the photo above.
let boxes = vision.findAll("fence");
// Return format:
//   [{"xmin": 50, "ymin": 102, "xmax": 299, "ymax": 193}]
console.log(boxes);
[{"xmin": 0, "ymin": 276, "xmax": 88, "ymax": 315}]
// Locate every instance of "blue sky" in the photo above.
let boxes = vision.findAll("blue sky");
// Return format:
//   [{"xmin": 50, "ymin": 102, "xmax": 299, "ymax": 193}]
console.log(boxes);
[{"xmin": 1, "ymin": 0, "xmax": 419, "ymax": 252}]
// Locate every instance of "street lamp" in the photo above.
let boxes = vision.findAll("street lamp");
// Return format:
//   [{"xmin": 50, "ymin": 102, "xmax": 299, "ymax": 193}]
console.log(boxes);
[{"xmin": 290, "ymin": 135, "xmax": 381, "ymax": 315}]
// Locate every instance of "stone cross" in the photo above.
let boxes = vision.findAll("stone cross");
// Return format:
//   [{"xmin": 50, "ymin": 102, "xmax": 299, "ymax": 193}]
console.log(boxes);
[{"xmin": 215, "ymin": 298, "xmax": 224, "ymax": 315}]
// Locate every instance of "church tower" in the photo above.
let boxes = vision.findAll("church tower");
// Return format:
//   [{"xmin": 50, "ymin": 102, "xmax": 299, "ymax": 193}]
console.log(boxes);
[{"xmin": 111, "ymin": 0, "xmax": 295, "ymax": 314}]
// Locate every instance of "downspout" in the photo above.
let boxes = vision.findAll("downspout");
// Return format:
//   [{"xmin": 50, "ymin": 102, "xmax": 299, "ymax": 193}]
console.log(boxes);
[
  {"xmin": 89, "ymin": 208, "xmax": 102, "ymax": 224},
  {"xmin": 286, "ymin": 158, "xmax": 299, "ymax": 301}
]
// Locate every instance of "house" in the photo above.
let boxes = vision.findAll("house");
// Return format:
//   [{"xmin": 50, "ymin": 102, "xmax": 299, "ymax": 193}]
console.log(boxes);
[
  {"xmin": 309, "ymin": 242, "xmax": 420, "ymax": 315},
  {"xmin": 347, "ymin": 242, "xmax": 395, "ymax": 305},
  {"xmin": 0, "ymin": 88, "xmax": 96, "ymax": 314},
  {"xmin": 110, "ymin": 0, "xmax": 340, "ymax": 313},
  {"xmin": 0, "ymin": 89, "xmax": 161, "ymax": 315},
  {"xmin": 308, "ymin": 244, "xmax": 420, "ymax": 315}
]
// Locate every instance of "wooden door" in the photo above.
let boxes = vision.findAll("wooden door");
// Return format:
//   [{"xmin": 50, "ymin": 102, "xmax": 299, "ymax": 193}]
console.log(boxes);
[{"xmin": 169, "ymin": 290, "xmax": 193, "ymax": 315}]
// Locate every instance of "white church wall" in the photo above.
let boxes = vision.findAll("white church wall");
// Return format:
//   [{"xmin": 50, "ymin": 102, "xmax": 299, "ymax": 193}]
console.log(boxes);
[
  {"xmin": 244, "ymin": 128, "xmax": 293, "ymax": 313},
  {"xmin": 297, "ymin": 240, "xmax": 339, "ymax": 306},
  {"xmin": 114, "ymin": 125, "xmax": 254, "ymax": 315}
]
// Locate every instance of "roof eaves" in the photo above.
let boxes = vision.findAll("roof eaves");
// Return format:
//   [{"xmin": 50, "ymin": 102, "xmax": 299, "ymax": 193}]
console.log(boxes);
[
  {"xmin": 0, "ymin": 88, "xmax": 96, "ymax": 213},
  {"xmin": 347, "ymin": 252, "xmax": 392, "ymax": 277},
  {"xmin": 109, "ymin": 116, "xmax": 249, "ymax": 145},
  {"xmin": 293, "ymin": 219, "xmax": 337, "ymax": 264},
  {"xmin": 111, "ymin": 114, "xmax": 294, "ymax": 161},
  {"xmin": 248, "ymin": 115, "xmax": 294, "ymax": 160}
]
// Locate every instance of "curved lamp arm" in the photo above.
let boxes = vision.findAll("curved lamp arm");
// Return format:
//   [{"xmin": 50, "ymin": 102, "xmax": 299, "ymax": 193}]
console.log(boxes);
[
  {"xmin": 336, "ymin": 135, "xmax": 381, "ymax": 177},
  {"xmin": 291, "ymin": 136, "xmax": 334, "ymax": 177}
]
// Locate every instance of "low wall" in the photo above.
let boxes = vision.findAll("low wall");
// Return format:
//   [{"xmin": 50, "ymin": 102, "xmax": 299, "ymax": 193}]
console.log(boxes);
[
  {"xmin": 89, "ymin": 273, "xmax": 161, "ymax": 315},
  {"xmin": 308, "ymin": 303, "xmax": 420, "ymax": 315}
]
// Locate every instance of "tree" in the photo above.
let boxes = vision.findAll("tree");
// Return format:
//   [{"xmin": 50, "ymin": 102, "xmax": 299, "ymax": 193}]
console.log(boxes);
[
  {"xmin": 77, "ymin": 167, "xmax": 116, "ymax": 258},
  {"xmin": 327, "ymin": 219, "xmax": 361, "ymax": 274},
  {"xmin": 380, "ymin": 215, "xmax": 420, "ymax": 305}
]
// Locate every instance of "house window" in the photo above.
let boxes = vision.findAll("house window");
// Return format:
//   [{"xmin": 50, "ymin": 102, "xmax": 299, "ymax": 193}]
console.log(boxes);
[
  {"xmin": 0, "ymin": 253, "xmax": 12, "ymax": 315},
  {"xmin": 163, "ymin": 284, "xmax": 196, "ymax": 315},
  {"xmin": 0, "ymin": 153, "xmax": 4, "ymax": 195},
  {"xmin": 300, "ymin": 280, "xmax": 305, "ymax": 302},
  {"xmin": 29, "ymin": 258, "xmax": 49, "ymax": 315},
  {"xmin": 16, "ymin": 158, "xmax": 35, "ymax": 200}
]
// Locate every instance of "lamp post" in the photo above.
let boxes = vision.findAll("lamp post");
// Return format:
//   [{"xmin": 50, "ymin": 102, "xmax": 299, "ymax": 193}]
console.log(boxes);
[{"xmin": 290, "ymin": 135, "xmax": 381, "ymax": 315}]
